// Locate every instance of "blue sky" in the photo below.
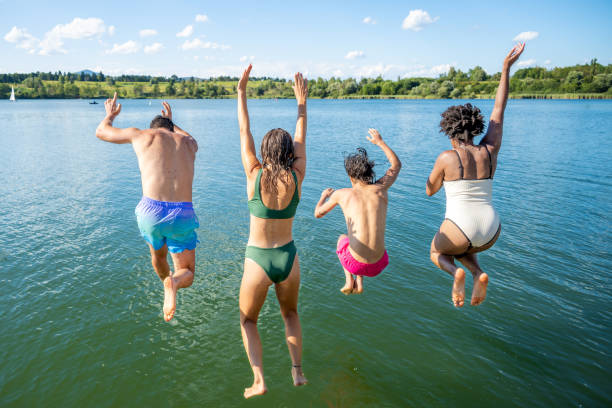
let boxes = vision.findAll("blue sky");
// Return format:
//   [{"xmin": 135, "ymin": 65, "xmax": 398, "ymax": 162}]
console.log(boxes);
[{"xmin": 2, "ymin": 0, "xmax": 611, "ymax": 79}]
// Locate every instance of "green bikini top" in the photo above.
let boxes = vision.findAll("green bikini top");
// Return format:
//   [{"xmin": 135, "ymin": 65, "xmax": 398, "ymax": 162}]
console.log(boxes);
[{"xmin": 248, "ymin": 168, "xmax": 299, "ymax": 219}]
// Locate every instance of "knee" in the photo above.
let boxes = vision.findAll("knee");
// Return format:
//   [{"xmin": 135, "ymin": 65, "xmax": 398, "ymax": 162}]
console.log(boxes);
[
  {"xmin": 281, "ymin": 307, "xmax": 298, "ymax": 321},
  {"xmin": 240, "ymin": 313, "xmax": 258, "ymax": 327},
  {"xmin": 429, "ymin": 249, "xmax": 439, "ymax": 264}
]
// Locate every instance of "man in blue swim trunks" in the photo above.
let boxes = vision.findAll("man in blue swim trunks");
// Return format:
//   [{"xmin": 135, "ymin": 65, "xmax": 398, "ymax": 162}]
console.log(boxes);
[{"xmin": 96, "ymin": 93, "xmax": 199, "ymax": 322}]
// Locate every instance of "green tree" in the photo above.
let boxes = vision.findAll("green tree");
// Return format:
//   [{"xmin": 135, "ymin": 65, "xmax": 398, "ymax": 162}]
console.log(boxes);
[{"xmin": 468, "ymin": 66, "xmax": 488, "ymax": 81}]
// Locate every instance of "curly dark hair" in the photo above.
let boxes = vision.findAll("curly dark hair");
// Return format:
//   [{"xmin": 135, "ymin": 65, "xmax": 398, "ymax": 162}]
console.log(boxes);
[
  {"xmin": 260, "ymin": 128, "xmax": 295, "ymax": 195},
  {"xmin": 150, "ymin": 115, "xmax": 174, "ymax": 131},
  {"xmin": 439, "ymin": 103, "xmax": 484, "ymax": 142},
  {"xmin": 344, "ymin": 147, "xmax": 375, "ymax": 184}
]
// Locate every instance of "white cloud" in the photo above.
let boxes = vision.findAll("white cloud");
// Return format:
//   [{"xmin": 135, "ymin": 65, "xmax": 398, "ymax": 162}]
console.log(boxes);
[
  {"xmin": 6, "ymin": 19, "xmax": 107, "ymax": 56},
  {"xmin": 48, "ymin": 17, "xmax": 106, "ymax": 39},
  {"xmin": 517, "ymin": 58, "xmax": 536, "ymax": 67},
  {"xmin": 181, "ymin": 38, "xmax": 230, "ymax": 50},
  {"xmin": 402, "ymin": 9, "xmax": 439, "ymax": 31},
  {"xmin": 401, "ymin": 63, "xmax": 451, "ymax": 78},
  {"xmin": 4, "ymin": 26, "xmax": 39, "ymax": 52},
  {"xmin": 106, "ymin": 40, "xmax": 140, "ymax": 54},
  {"xmin": 345, "ymin": 50, "xmax": 365, "ymax": 60},
  {"xmin": 513, "ymin": 31, "xmax": 539, "ymax": 41},
  {"xmin": 144, "ymin": 42, "xmax": 163, "ymax": 54},
  {"xmin": 240, "ymin": 55, "xmax": 255, "ymax": 62},
  {"xmin": 108, "ymin": 25, "xmax": 115, "ymax": 36},
  {"xmin": 39, "ymin": 17, "xmax": 107, "ymax": 55},
  {"xmin": 176, "ymin": 25, "xmax": 194, "ymax": 37},
  {"xmin": 363, "ymin": 16, "xmax": 376, "ymax": 24},
  {"xmin": 139, "ymin": 29, "xmax": 157, "ymax": 38},
  {"xmin": 544, "ymin": 59, "xmax": 551, "ymax": 65},
  {"xmin": 195, "ymin": 14, "xmax": 209, "ymax": 23}
]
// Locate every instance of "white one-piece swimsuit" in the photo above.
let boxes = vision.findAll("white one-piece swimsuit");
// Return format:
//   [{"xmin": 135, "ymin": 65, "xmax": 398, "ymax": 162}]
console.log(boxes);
[{"xmin": 443, "ymin": 148, "xmax": 500, "ymax": 249}]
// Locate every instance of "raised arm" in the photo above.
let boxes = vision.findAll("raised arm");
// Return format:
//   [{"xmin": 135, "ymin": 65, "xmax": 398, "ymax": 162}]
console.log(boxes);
[
  {"xmin": 291, "ymin": 73, "xmax": 308, "ymax": 179},
  {"xmin": 314, "ymin": 188, "xmax": 339, "ymax": 218},
  {"xmin": 368, "ymin": 129, "xmax": 401, "ymax": 189},
  {"xmin": 160, "ymin": 101, "xmax": 197, "ymax": 151},
  {"xmin": 95, "ymin": 92, "xmax": 140, "ymax": 144},
  {"xmin": 237, "ymin": 64, "xmax": 261, "ymax": 176},
  {"xmin": 480, "ymin": 43, "xmax": 525, "ymax": 154}
]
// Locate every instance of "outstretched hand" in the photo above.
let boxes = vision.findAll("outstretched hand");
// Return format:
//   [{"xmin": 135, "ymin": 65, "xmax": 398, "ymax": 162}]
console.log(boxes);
[
  {"xmin": 104, "ymin": 92, "xmax": 121, "ymax": 119},
  {"xmin": 292, "ymin": 72, "xmax": 308, "ymax": 105},
  {"xmin": 161, "ymin": 101, "xmax": 172, "ymax": 121},
  {"xmin": 504, "ymin": 42, "xmax": 525, "ymax": 69},
  {"xmin": 238, "ymin": 64, "xmax": 252, "ymax": 93},
  {"xmin": 366, "ymin": 128, "xmax": 383, "ymax": 146}
]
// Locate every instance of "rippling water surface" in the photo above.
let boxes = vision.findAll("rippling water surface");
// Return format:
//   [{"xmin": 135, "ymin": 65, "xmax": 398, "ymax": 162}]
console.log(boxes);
[{"xmin": 0, "ymin": 99, "xmax": 610, "ymax": 407}]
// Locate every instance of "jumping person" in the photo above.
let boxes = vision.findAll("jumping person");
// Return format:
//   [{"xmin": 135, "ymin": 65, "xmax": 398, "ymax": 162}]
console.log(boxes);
[
  {"xmin": 236, "ymin": 65, "xmax": 308, "ymax": 398},
  {"xmin": 426, "ymin": 43, "xmax": 525, "ymax": 307},
  {"xmin": 95, "ymin": 93, "xmax": 199, "ymax": 322},
  {"xmin": 314, "ymin": 129, "xmax": 401, "ymax": 294}
]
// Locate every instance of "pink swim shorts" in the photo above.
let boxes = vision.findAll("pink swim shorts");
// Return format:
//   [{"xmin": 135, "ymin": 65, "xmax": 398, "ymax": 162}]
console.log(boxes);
[{"xmin": 336, "ymin": 236, "xmax": 388, "ymax": 277}]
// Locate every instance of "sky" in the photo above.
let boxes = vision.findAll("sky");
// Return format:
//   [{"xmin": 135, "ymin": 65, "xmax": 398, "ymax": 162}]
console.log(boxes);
[{"xmin": 1, "ymin": 0, "xmax": 611, "ymax": 79}]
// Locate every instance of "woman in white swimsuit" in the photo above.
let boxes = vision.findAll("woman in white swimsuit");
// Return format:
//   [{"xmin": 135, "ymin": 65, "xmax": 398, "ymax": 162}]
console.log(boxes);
[{"xmin": 426, "ymin": 43, "xmax": 525, "ymax": 308}]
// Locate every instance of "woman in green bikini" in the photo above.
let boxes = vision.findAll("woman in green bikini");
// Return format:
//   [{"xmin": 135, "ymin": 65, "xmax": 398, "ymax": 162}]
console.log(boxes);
[{"xmin": 236, "ymin": 64, "xmax": 308, "ymax": 399}]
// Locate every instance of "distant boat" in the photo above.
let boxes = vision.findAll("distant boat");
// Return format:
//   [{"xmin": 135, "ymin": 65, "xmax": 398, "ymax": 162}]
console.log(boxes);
[
  {"xmin": 9, "ymin": 86, "xmax": 16, "ymax": 101},
  {"xmin": 89, "ymin": 100, "xmax": 98, "ymax": 104},
  {"xmin": 148, "ymin": 101, "xmax": 152, "ymax": 106}
]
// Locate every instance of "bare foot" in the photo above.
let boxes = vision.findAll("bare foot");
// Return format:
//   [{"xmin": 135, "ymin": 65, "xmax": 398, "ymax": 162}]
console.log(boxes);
[
  {"xmin": 244, "ymin": 382, "xmax": 267, "ymax": 399},
  {"xmin": 340, "ymin": 282, "xmax": 353, "ymax": 295},
  {"xmin": 452, "ymin": 268, "xmax": 466, "ymax": 307},
  {"xmin": 471, "ymin": 273, "xmax": 488, "ymax": 306},
  {"xmin": 291, "ymin": 366, "xmax": 308, "ymax": 386},
  {"xmin": 163, "ymin": 276, "xmax": 177, "ymax": 322}
]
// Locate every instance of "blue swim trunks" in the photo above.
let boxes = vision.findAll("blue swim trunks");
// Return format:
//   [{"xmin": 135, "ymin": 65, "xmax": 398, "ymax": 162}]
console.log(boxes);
[{"xmin": 135, "ymin": 196, "xmax": 199, "ymax": 253}]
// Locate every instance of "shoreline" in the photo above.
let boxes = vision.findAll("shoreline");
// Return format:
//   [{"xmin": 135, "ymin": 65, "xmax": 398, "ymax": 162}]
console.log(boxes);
[{"xmin": 5, "ymin": 94, "xmax": 611, "ymax": 100}]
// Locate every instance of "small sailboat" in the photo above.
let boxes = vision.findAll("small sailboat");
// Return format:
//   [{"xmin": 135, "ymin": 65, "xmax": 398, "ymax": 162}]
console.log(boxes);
[
  {"xmin": 89, "ymin": 100, "xmax": 98, "ymax": 104},
  {"xmin": 9, "ymin": 86, "xmax": 16, "ymax": 101}
]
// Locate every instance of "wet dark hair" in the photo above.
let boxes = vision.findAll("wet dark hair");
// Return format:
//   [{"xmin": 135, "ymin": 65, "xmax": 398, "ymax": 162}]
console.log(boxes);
[
  {"xmin": 260, "ymin": 128, "xmax": 295, "ymax": 195},
  {"xmin": 439, "ymin": 103, "xmax": 484, "ymax": 142},
  {"xmin": 344, "ymin": 147, "xmax": 375, "ymax": 184},
  {"xmin": 150, "ymin": 115, "xmax": 174, "ymax": 131}
]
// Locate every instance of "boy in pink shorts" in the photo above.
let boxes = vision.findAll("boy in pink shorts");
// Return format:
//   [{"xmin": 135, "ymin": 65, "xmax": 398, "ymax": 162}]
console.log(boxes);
[{"xmin": 314, "ymin": 129, "xmax": 401, "ymax": 294}]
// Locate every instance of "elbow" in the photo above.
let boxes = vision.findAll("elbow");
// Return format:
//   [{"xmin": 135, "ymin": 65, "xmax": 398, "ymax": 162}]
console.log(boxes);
[
  {"xmin": 314, "ymin": 211, "xmax": 322, "ymax": 219},
  {"xmin": 95, "ymin": 128, "xmax": 104, "ymax": 140},
  {"xmin": 425, "ymin": 186, "xmax": 434, "ymax": 197}
]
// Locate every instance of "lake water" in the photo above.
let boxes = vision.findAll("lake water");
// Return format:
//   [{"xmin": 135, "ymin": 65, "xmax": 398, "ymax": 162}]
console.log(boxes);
[{"xmin": 0, "ymin": 99, "xmax": 610, "ymax": 407}]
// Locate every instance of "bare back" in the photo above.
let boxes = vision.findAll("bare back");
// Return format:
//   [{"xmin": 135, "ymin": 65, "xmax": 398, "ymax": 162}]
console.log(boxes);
[
  {"xmin": 443, "ymin": 144, "xmax": 496, "ymax": 181},
  {"xmin": 336, "ymin": 184, "xmax": 388, "ymax": 263},
  {"xmin": 247, "ymin": 167, "xmax": 302, "ymax": 247},
  {"xmin": 132, "ymin": 129, "xmax": 197, "ymax": 202}
]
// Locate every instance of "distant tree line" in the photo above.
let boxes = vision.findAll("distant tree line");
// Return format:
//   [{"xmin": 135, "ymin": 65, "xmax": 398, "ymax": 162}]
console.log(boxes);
[{"xmin": 1, "ymin": 59, "xmax": 611, "ymax": 99}]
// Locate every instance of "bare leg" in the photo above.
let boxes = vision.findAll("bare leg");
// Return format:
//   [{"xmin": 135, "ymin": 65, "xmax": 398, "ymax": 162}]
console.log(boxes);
[
  {"xmin": 240, "ymin": 259, "xmax": 271, "ymax": 398},
  {"xmin": 337, "ymin": 234, "xmax": 354, "ymax": 294},
  {"xmin": 148, "ymin": 244, "xmax": 170, "ymax": 281},
  {"xmin": 457, "ymin": 253, "xmax": 489, "ymax": 306},
  {"xmin": 430, "ymin": 221, "xmax": 471, "ymax": 308},
  {"xmin": 275, "ymin": 255, "xmax": 307, "ymax": 387},
  {"xmin": 341, "ymin": 268, "xmax": 354, "ymax": 295},
  {"xmin": 162, "ymin": 249, "xmax": 195, "ymax": 322},
  {"xmin": 353, "ymin": 275, "xmax": 363, "ymax": 294}
]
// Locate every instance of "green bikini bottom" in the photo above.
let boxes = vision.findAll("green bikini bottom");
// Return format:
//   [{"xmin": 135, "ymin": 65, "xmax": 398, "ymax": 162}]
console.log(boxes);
[{"xmin": 245, "ymin": 241, "xmax": 297, "ymax": 283}]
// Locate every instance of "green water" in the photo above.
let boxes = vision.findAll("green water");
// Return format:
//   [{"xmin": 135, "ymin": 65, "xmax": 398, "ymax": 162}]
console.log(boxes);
[{"xmin": 0, "ymin": 99, "xmax": 610, "ymax": 407}]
